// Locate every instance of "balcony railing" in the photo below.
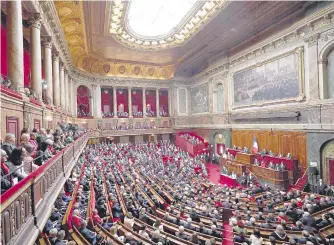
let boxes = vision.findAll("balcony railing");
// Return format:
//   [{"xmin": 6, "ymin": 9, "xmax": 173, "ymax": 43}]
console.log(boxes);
[
  {"xmin": 0, "ymin": 134, "xmax": 88, "ymax": 245},
  {"xmin": 87, "ymin": 128, "xmax": 174, "ymax": 137}
]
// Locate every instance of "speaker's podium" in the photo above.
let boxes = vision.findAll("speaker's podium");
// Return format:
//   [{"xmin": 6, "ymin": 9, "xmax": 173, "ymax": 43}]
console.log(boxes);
[
  {"xmin": 222, "ymin": 208, "xmax": 234, "ymax": 222},
  {"xmin": 236, "ymin": 152, "xmax": 255, "ymax": 165}
]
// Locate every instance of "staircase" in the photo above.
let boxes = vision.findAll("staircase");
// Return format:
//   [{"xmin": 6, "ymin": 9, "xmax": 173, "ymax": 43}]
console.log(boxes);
[{"xmin": 291, "ymin": 168, "xmax": 308, "ymax": 191}]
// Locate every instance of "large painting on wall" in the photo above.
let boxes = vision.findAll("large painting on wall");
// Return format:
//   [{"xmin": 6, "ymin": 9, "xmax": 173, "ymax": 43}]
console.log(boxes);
[
  {"xmin": 233, "ymin": 48, "xmax": 304, "ymax": 108},
  {"xmin": 191, "ymin": 83, "xmax": 209, "ymax": 114}
]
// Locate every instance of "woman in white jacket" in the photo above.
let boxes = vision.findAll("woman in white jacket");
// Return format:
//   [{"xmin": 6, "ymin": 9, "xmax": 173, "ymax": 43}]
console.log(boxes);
[{"xmin": 124, "ymin": 212, "xmax": 135, "ymax": 230}]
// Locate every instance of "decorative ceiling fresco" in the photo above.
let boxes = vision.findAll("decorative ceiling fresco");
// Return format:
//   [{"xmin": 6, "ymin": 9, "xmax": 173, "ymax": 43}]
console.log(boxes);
[
  {"xmin": 55, "ymin": 0, "xmax": 225, "ymax": 80},
  {"xmin": 108, "ymin": 0, "xmax": 227, "ymax": 50},
  {"xmin": 54, "ymin": 1, "xmax": 315, "ymax": 79}
]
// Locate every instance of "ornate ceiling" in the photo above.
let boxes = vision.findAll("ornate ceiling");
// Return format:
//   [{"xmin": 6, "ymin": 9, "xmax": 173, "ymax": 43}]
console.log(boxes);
[{"xmin": 54, "ymin": 1, "xmax": 314, "ymax": 79}]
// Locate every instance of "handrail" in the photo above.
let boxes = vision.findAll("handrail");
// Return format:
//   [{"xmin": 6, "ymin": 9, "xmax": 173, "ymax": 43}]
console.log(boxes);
[
  {"xmin": 294, "ymin": 167, "xmax": 309, "ymax": 186},
  {"xmin": 1, "ymin": 134, "xmax": 86, "ymax": 206}
]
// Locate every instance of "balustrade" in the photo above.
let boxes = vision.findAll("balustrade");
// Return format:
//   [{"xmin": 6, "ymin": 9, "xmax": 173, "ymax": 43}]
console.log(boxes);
[{"xmin": 0, "ymin": 134, "xmax": 88, "ymax": 245}]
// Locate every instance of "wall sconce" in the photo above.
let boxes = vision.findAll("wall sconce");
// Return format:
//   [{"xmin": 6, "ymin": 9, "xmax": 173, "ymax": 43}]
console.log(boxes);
[{"xmin": 46, "ymin": 116, "xmax": 52, "ymax": 121}]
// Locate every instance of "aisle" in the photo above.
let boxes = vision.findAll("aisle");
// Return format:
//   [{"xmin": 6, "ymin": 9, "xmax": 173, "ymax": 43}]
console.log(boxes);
[
  {"xmin": 222, "ymin": 223, "xmax": 234, "ymax": 245},
  {"xmin": 206, "ymin": 163, "xmax": 221, "ymax": 185}
]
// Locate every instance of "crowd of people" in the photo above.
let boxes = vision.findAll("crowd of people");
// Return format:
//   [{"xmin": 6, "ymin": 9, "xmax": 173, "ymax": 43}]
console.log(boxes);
[
  {"xmin": 57, "ymin": 139, "xmax": 334, "ymax": 245},
  {"xmin": 102, "ymin": 111, "xmax": 114, "ymax": 118},
  {"xmin": 159, "ymin": 110, "xmax": 168, "ymax": 117},
  {"xmin": 117, "ymin": 111, "xmax": 130, "ymax": 117},
  {"xmin": 146, "ymin": 109, "xmax": 156, "ymax": 117},
  {"xmin": 1, "ymin": 123, "xmax": 85, "ymax": 194},
  {"xmin": 101, "ymin": 110, "xmax": 169, "ymax": 118},
  {"xmin": 132, "ymin": 111, "xmax": 143, "ymax": 117},
  {"xmin": 180, "ymin": 133, "xmax": 204, "ymax": 145}
]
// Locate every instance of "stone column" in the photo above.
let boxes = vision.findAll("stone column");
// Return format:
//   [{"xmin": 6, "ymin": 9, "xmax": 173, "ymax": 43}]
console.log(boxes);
[
  {"xmin": 52, "ymin": 52, "xmax": 60, "ymax": 107},
  {"xmin": 305, "ymin": 34, "xmax": 320, "ymax": 100},
  {"xmin": 64, "ymin": 72, "xmax": 68, "ymax": 111},
  {"xmin": 43, "ymin": 37, "xmax": 53, "ymax": 105},
  {"xmin": 90, "ymin": 84, "xmax": 97, "ymax": 117},
  {"xmin": 143, "ymin": 88, "xmax": 147, "ymax": 118},
  {"xmin": 6, "ymin": 0, "xmax": 24, "ymax": 91},
  {"xmin": 168, "ymin": 88, "xmax": 171, "ymax": 116},
  {"xmin": 96, "ymin": 84, "xmax": 102, "ymax": 118},
  {"xmin": 128, "ymin": 87, "xmax": 132, "ymax": 117},
  {"xmin": 156, "ymin": 88, "xmax": 160, "ymax": 117},
  {"xmin": 30, "ymin": 13, "xmax": 43, "ymax": 101},
  {"xmin": 71, "ymin": 80, "xmax": 76, "ymax": 116},
  {"xmin": 59, "ymin": 63, "xmax": 65, "ymax": 109},
  {"xmin": 69, "ymin": 79, "xmax": 74, "ymax": 115},
  {"xmin": 113, "ymin": 87, "xmax": 117, "ymax": 118}
]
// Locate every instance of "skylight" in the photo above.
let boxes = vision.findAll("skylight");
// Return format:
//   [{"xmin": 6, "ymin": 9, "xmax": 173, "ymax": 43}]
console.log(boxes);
[{"xmin": 127, "ymin": 0, "xmax": 197, "ymax": 37}]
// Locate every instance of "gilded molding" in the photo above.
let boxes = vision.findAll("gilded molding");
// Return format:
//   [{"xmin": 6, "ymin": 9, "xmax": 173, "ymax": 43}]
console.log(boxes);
[
  {"xmin": 38, "ymin": 0, "xmax": 334, "ymax": 88},
  {"xmin": 107, "ymin": 0, "xmax": 228, "ymax": 51}
]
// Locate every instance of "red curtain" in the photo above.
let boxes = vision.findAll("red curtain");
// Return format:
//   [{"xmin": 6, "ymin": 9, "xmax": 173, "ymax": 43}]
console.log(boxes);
[
  {"xmin": 101, "ymin": 88, "xmax": 113, "ymax": 116},
  {"xmin": 131, "ymin": 89, "xmax": 143, "ymax": 114},
  {"xmin": 1, "ymin": 25, "xmax": 31, "ymax": 87},
  {"xmin": 116, "ymin": 89, "xmax": 128, "ymax": 113},
  {"xmin": 1, "ymin": 26, "xmax": 8, "ymax": 79},
  {"xmin": 329, "ymin": 159, "xmax": 334, "ymax": 185},
  {"xmin": 146, "ymin": 90, "xmax": 156, "ymax": 115},
  {"xmin": 77, "ymin": 85, "xmax": 91, "ymax": 116},
  {"xmin": 159, "ymin": 90, "xmax": 169, "ymax": 116}
]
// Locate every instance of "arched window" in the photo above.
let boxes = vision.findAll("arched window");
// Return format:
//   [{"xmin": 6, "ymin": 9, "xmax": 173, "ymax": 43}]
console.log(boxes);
[
  {"xmin": 326, "ymin": 48, "xmax": 334, "ymax": 99},
  {"xmin": 77, "ymin": 85, "xmax": 91, "ymax": 117}
]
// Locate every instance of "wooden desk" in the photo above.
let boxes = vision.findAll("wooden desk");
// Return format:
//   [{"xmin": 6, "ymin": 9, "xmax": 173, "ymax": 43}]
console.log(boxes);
[
  {"xmin": 220, "ymin": 174, "xmax": 238, "ymax": 187},
  {"xmin": 220, "ymin": 158, "xmax": 246, "ymax": 176},
  {"xmin": 236, "ymin": 152, "xmax": 255, "ymax": 165},
  {"xmin": 250, "ymin": 165, "xmax": 289, "ymax": 190}
]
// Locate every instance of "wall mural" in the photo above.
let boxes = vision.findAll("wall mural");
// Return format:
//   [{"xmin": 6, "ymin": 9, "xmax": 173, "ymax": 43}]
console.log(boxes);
[
  {"xmin": 191, "ymin": 83, "xmax": 209, "ymax": 113},
  {"xmin": 233, "ymin": 48, "xmax": 303, "ymax": 107}
]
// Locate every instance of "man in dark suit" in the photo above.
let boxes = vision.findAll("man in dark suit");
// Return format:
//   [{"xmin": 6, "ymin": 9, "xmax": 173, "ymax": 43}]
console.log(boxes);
[
  {"xmin": 2, "ymin": 134, "xmax": 16, "ymax": 157},
  {"xmin": 79, "ymin": 220, "xmax": 97, "ymax": 245},
  {"xmin": 300, "ymin": 212, "xmax": 315, "ymax": 227}
]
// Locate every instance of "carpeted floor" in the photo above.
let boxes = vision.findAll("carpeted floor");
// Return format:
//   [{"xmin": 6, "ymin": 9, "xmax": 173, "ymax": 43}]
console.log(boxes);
[
  {"xmin": 222, "ymin": 222, "xmax": 234, "ymax": 245},
  {"xmin": 206, "ymin": 163, "xmax": 221, "ymax": 185}
]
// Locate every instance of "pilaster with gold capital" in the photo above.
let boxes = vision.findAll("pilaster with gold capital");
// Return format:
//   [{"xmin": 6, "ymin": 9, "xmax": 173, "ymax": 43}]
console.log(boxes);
[
  {"xmin": 29, "ymin": 12, "xmax": 43, "ymax": 101},
  {"xmin": 43, "ymin": 36, "xmax": 53, "ymax": 105}
]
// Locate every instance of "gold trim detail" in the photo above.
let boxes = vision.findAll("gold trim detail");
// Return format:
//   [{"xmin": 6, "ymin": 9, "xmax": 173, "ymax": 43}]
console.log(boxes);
[
  {"xmin": 108, "ymin": 0, "xmax": 228, "ymax": 51},
  {"xmin": 55, "ymin": 1, "xmax": 175, "ymax": 80}
]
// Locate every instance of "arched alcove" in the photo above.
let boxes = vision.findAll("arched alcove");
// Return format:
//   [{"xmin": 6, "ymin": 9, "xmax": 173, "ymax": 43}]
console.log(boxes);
[
  {"xmin": 326, "ymin": 48, "xmax": 334, "ymax": 98},
  {"xmin": 319, "ymin": 40, "xmax": 334, "ymax": 99},
  {"xmin": 320, "ymin": 139, "xmax": 334, "ymax": 185},
  {"xmin": 77, "ymin": 85, "xmax": 92, "ymax": 117}
]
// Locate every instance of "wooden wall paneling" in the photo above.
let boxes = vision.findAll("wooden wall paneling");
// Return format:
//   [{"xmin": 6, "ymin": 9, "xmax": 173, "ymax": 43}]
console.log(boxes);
[
  {"xmin": 257, "ymin": 131, "xmax": 267, "ymax": 152},
  {"xmin": 294, "ymin": 134, "xmax": 307, "ymax": 171},
  {"xmin": 231, "ymin": 130, "xmax": 307, "ymax": 176},
  {"xmin": 34, "ymin": 119, "xmax": 41, "ymax": 130},
  {"xmin": 267, "ymin": 131, "xmax": 279, "ymax": 153},
  {"xmin": 6, "ymin": 117, "xmax": 19, "ymax": 144},
  {"xmin": 279, "ymin": 132, "xmax": 293, "ymax": 156}
]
